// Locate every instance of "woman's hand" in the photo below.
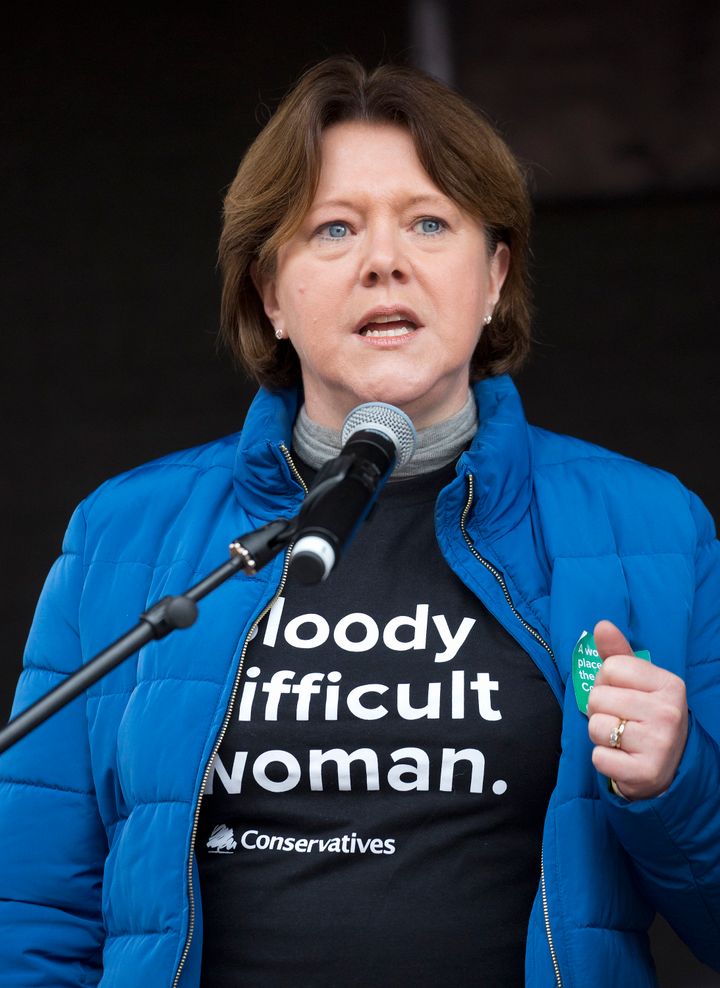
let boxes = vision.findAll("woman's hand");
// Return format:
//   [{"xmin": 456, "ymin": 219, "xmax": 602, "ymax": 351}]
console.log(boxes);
[{"xmin": 587, "ymin": 620, "xmax": 689, "ymax": 800}]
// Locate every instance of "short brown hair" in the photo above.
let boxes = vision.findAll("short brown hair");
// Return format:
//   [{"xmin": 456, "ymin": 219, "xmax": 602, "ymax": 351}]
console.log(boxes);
[{"xmin": 219, "ymin": 56, "xmax": 532, "ymax": 389}]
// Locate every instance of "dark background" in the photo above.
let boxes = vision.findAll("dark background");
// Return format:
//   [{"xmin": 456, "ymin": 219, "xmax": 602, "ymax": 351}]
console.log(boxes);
[{"xmin": 2, "ymin": 4, "xmax": 718, "ymax": 983}]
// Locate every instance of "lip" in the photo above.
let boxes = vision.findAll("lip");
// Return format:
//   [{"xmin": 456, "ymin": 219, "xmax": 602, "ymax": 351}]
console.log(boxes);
[{"xmin": 355, "ymin": 304, "xmax": 423, "ymax": 334}]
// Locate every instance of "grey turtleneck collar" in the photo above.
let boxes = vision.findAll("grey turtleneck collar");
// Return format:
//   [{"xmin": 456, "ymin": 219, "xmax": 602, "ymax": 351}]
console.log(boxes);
[{"xmin": 292, "ymin": 392, "xmax": 478, "ymax": 479}]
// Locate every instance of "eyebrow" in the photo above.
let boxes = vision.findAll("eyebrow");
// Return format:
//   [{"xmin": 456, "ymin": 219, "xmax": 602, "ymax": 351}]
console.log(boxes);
[
  {"xmin": 311, "ymin": 192, "xmax": 453, "ymax": 212},
  {"xmin": 404, "ymin": 194, "xmax": 452, "ymax": 208}
]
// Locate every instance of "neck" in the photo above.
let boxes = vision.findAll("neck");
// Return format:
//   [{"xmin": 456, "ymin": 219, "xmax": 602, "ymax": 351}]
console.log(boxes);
[{"xmin": 292, "ymin": 392, "xmax": 478, "ymax": 479}]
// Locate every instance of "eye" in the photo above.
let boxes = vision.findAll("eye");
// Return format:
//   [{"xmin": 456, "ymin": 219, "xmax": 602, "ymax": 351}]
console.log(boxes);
[
  {"xmin": 318, "ymin": 221, "xmax": 350, "ymax": 240},
  {"xmin": 414, "ymin": 217, "xmax": 446, "ymax": 235}
]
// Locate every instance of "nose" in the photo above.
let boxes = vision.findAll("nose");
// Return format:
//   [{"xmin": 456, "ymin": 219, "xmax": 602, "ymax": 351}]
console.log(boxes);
[{"xmin": 359, "ymin": 222, "xmax": 409, "ymax": 287}]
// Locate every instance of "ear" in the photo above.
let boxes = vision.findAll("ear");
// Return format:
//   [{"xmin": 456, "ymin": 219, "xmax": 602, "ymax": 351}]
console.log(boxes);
[
  {"xmin": 488, "ymin": 242, "xmax": 510, "ymax": 307},
  {"xmin": 250, "ymin": 260, "xmax": 286, "ymax": 335}
]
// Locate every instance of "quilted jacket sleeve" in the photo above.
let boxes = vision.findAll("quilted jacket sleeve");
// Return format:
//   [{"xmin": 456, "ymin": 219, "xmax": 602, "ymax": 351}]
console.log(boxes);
[
  {"xmin": 600, "ymin": 492, "xmax": 720, "ymax": 970},
  {"xmin": 0, "ymin": 503, "xmax": 107, "ymax": 986}
]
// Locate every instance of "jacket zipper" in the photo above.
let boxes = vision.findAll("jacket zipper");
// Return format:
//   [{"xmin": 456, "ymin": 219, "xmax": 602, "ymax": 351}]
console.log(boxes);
[
  {"xmin": 172, "ymin": 445, "xmax": 307, "ymax": 987},
  {"xmin": 460, "ymin": 473, "xmax": 562, "ymax": 988},
  {"xmin": 541, "ymin": 850, "xmax": 563, "ymax": 987},
  {"xmin": 460, "ymin": 473, "xmax": 556, "ymax": 667}
]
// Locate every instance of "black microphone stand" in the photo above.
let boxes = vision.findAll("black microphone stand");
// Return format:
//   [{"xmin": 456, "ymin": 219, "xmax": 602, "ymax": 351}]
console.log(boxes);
[
  {"xmin": 0, "ymin": 459, "xmax": 364, "ymax": 758},
  {"xmin": 0, "ymin": 445, "xmax": 385, "ymax": 757},
  {"xmin": 0, "ymin": 517, "xmax": 295, "ymax": 756}
]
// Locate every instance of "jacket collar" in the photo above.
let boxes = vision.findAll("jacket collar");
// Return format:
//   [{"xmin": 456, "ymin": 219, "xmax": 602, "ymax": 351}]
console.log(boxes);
[
  {"xmin": 232, "ymin": 385, "xmax": 304, "ymax": 519},
  {"xmin": 461, "ymin": 375, "xmax": 534, "ymax": 542},
  {"xmin": 233, "ymin": 374, "xmax": 533, "ymax": 536}
]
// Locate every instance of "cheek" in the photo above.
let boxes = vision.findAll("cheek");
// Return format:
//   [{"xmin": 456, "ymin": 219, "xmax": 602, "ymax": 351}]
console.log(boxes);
[
  {"xmin": 288, "ymin": 271, "xmax": 339, "ymax": 310},
  {"xmin": 286, "ymin": 278, "xmax": 308, "ymax": 307},
  {"xmin": 296, "ymin": 283, "xmax": 349, "ymax": 335},
  {"xmin": 282, "ymin": 282, "xmax": 335, "ymax": 359},
  {"xmin": 431, "ymin": 255, "xmax": 489, "ymax": 310},
  {"xmin": 435, "ymin": 280, "xmax": 486, "ymax": 342}
]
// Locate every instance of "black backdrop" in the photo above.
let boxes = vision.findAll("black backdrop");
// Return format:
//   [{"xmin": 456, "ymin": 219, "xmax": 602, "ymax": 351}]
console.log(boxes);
[{"xmin": 2, "ymin": 6, "xmax": 719, "ymax": 985}]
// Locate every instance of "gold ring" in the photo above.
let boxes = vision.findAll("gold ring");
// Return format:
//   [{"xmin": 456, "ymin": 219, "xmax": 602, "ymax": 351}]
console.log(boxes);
[{"xmin": 609, "ymin": 718, "xmax": 627, "ymax": 749}]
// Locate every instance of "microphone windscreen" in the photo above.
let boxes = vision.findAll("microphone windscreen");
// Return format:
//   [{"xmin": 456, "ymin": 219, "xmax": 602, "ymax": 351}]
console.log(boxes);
[{"xmin": 341, "ymin": 402, "xmax": 416, "ymax": 466}]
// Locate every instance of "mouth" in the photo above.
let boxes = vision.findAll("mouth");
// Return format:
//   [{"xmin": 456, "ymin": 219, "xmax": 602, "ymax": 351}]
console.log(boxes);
[{"xmin": 356, "ymin": 307, "xmax": 421, "ymax": 338}]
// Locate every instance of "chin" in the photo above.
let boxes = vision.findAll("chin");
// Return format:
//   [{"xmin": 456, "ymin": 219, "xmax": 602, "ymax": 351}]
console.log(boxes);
[
  {"xmin": 345, "ymin": 379, "xmax": 446, "ymax": 427},
  {"xmin": 351, "ymin": 382, "xmax": 426, "ymax": 413}
]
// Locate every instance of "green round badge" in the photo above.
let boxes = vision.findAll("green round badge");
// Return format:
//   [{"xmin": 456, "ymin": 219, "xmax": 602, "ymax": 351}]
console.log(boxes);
[{"xmin": 572, "ymin": 630, "xmax": 651, "ymax": 716}]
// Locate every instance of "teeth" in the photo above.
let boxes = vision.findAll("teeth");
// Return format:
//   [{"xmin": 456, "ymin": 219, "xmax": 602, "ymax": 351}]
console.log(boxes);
[
  {"xmin": 372, "ymin": 314, "xmax": 411, "ymax": 324},
  {"xmin": 360, "ymin": 313, "xmax": 418, "ymax": 337},
  {"xmin": 364, "ymin": 325, "xmax": 413, "ymax": 337}
]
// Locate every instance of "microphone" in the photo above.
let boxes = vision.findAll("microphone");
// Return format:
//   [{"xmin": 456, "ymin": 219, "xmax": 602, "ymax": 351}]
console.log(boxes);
[{"xmin": 290, "ymin": 402, "xmax": 416, "ymax": 583}]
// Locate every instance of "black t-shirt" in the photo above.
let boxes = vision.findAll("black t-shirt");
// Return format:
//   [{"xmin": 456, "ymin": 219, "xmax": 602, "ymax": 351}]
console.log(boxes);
[{"xmin": 197, "ymin": 462, "xmax": 562, "ymax": 986}]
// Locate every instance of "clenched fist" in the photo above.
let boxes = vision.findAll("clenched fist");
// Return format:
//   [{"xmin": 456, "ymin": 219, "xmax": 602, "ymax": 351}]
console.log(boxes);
[{"xmin": 587, "ymin": 620, "xmax": 688, "ymax": 800}]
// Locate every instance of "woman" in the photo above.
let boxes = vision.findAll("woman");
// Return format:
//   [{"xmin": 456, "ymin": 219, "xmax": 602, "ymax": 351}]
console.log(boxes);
[{"xmin": 1, "ymin": 57, "xmax": 718, "ymax": 987}]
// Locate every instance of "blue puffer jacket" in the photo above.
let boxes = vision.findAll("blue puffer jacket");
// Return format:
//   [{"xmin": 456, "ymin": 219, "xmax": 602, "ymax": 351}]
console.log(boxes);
[{"xmin": 1, "ymin": 375, "xmax": 719, "ymax": 987}]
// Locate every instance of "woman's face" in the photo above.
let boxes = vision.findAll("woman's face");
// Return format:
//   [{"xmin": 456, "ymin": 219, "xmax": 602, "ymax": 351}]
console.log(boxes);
[{"xmin": 257, "ymin": 121, "xmax": 509, "ymax": 429}]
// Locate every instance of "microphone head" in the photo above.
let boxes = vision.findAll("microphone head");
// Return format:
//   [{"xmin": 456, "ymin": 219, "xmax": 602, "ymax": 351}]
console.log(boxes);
[{"xmin": 341, "ymin": 402, "xmax": 416, "ymax": 467}]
